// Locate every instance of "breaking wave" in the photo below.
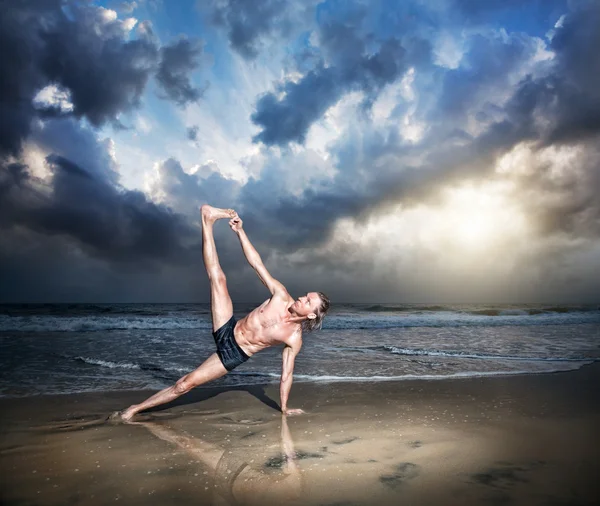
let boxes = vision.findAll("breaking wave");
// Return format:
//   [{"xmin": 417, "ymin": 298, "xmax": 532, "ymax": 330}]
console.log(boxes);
[{"xmin": 0, "ymin": 315, "xmax": 212, "ymax": 332}]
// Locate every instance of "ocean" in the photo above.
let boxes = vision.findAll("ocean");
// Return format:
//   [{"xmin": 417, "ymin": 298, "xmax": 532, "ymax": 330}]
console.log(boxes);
[{"xmin": 1, "ymin": 302, "xmax": 599, "ymax": 397}]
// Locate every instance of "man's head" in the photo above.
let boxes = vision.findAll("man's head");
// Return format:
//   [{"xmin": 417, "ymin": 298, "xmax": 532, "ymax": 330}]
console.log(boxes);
[{"xmin": 291, "ymin": 291, "xmax": 331, "ymax": 332}]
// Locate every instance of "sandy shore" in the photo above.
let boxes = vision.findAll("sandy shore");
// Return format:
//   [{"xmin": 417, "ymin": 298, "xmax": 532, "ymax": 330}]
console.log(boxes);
[{"xmin": 1, "ymin": 364, "xmax": 599, "ymax": 506}]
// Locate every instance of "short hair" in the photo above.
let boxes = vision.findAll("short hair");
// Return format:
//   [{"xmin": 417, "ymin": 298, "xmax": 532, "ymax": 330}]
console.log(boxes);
[{"xmin": 301, "ymin": 291, "xmax": 330, "ymax": 333}]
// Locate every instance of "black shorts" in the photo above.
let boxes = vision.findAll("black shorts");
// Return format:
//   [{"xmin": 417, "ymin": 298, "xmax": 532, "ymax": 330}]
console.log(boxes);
[{"xmin": 213, "ymin": 316, "xmax": 249, "ymax": 372}]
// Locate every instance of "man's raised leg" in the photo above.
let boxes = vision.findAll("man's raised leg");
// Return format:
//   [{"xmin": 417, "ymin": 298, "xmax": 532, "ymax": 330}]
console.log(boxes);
[
  {"xmin": 117, "ymin": 205, "xmax": 236, "ymax": 421},
  {"xmin": 200, "ymin": 205, "xmax": 237, "ymax": 332}
]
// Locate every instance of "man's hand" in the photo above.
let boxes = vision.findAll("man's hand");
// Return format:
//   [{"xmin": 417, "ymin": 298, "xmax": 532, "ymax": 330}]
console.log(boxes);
[
  {"xmin": 229, "ymin": 213, "xmax": 243, "ymax": 233},
  {"xmin": 282, "ymin": 408, "xmax": 305, "ymax": 416}
]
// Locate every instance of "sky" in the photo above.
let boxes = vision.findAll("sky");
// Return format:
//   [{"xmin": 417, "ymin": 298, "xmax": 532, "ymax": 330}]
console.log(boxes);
[{"xmin": 1, "ymin": 0, "xmax": 599, "ymax": 303}]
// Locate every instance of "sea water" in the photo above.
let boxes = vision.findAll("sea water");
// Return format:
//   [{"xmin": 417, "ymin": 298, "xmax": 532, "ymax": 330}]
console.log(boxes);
[{"xmin": 0, "ymin": 302, "xmax": 599, "ymax": 397}]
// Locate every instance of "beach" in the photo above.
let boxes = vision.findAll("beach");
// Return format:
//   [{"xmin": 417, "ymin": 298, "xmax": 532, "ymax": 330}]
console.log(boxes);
[{"xmin": 2, "ymin": 363, "xmax": 599, "ymax": 506}]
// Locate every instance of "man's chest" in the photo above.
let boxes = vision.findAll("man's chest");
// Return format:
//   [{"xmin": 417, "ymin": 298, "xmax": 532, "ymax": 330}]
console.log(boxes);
[{"xmin": 246, "ymin": 306, "xmax": 290, "ymax": 339}]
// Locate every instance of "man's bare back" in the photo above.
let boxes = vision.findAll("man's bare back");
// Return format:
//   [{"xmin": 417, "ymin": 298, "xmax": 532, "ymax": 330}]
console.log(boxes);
[{"xmin": 114, "ymin": 205, "xmax": 329, "ymax": 422}]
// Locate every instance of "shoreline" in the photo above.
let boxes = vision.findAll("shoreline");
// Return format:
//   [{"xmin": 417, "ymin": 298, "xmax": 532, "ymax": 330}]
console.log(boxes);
[
  {"xmin": 1, "ymin": 358, "xmax": 597, "ymax": 403},
  {"xmin": 1, "ymin": 362, "xmax": 599, "ymax": 505}
]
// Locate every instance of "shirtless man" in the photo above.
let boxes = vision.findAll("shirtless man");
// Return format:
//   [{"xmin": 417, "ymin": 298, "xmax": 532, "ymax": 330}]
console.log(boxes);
[{"xmin": 118, "ymin": 205, "xmax": 330, "ymax": 421}]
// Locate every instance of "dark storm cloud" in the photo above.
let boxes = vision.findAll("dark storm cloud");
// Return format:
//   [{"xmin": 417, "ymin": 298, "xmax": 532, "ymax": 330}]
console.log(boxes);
[
  {"xmin": 0, "ymin": 152, "xmax": 198, "ymax": 264},
  {"xmin": 209, "ymin": 0, "xmax": 289, "ymax": 58},
  {"xmin": 541, "ymin": 1, "xmax": 600, "ymax": 144},
  {"xmin": 498, "ymin": 1, "xmax": 600, "ymax": 148},
  {"xmin": 32, "ymin": 117, "xmax": 120, "ymax": 185},
  {"xmin": 252, "ymin": 20, "xmax": 410, "ymax": 146},
  {"xmin": 156, "ymin": 38, "xmax": 205, "ymax": 106},
  {"xmin": 0, "ymin": 0, "xmax": 55, "ymax": 155},
  {"xmin": 40, "ymin": 25, "xmax": 157, "ymax": 127},
  {"xmin": 238, "ymin": 179, "xmax": 362, "ymax": 249},
  {"xmin": 0, "ymin": 1, "xmax": 203, "ymax": 156},
  {"xmin": 0, "ymin": 225, "xmax": 212, "ymax": 303},
  {"xmin": 251, "ymin": 65, "xmax": 341, "ymax": 146}
]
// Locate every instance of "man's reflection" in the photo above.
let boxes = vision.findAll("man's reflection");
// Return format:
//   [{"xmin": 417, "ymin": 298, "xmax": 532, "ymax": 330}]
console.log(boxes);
[{"xmin": 137, "ymin": 416, "xmax": 302, "ymax": 505}]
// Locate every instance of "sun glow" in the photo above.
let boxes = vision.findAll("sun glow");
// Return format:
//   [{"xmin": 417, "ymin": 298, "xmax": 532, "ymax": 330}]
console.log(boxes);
[
  {"xmin": 328, "ymin": 179, "xmax": 531, "ymax": 276},
  {"xmin": 434, "ymin": 182, "xmax": 528, "ymax": 253}
]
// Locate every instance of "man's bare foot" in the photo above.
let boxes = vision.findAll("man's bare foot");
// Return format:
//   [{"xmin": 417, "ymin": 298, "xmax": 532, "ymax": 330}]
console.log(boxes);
[
  {"xmin": 283, "ymin": 408, "xmax": 305, "ymax": 416},
  {"xmin": 107, "ymin": 410, "xmax": 129, "ymax": 424},
  {"xmin": 107, "ymin": 406, "xmax": 137, "ymax": 423},
  {"xmin": 201, "ymin": 205, "xmax": 236, "ymax": 224},
  {"xmin": 121, "ymin": 406, "xmax": 137, "ymax": 421}
]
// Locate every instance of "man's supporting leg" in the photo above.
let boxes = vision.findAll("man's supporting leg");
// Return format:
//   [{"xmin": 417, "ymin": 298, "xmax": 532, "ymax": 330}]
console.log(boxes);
[
  {"xmin": 120, "ymin": 354, "xmax": 228, "ymax": 420},
  {"xmin": 119, "ymin": 205, "xmax": 236, "ymax": 421}
]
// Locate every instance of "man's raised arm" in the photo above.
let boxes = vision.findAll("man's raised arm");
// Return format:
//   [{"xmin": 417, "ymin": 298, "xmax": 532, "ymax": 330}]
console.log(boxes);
[{"xmin": 229, "ymin": 214, "xmax": 287, "ymax": 296}]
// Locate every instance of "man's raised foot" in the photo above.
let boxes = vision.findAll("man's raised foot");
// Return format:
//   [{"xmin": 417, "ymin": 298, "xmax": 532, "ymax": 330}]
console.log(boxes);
[{"xmin": 201, "ymin": 205, "xmax": 236, "ymax": 224}]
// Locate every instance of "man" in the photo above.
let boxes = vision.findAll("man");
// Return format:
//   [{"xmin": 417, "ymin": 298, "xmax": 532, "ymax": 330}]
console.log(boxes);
[{"xmin": 117, "ymin": 205, "xmax": 330, "ymax": 421}]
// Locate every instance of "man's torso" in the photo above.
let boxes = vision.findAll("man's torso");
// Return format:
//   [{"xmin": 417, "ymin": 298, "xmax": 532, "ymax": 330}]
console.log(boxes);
[{"xmin": 233, "ymin": 295, "xmax": 301, "ymax": 356}]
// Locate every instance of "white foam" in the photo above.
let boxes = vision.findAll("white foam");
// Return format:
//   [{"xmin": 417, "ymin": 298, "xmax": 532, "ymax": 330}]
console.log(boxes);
[
  {"xmin": 266, "ymin": 364, "xmax": 595, "ymax": 383},
  {"xmin": 382, "ymin": 346, "xmax": 593, "ymax": 362},
  {"xmin": 73, "ymin": 356, "xmax": 191, "ymax": 374},
  {"xmin": 75, "ymin": 356, "xmax": 140, "ymax": 369}
]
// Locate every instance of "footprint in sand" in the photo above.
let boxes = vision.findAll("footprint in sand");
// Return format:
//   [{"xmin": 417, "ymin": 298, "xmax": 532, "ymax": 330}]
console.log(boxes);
[
  {"xmin": 380, "ymin": 462, "xmax": 421, "ymax": 489},
  {"xmin": 471, "ymin": 461, "xmax": 545, "ymax": 488},
  {"xmin": 265, "ymin": 450, "xmax": 324, "ymax": 468},
  {"xmin": 332, "ymin": 436, "xmax": 359, "ymax": 445}
]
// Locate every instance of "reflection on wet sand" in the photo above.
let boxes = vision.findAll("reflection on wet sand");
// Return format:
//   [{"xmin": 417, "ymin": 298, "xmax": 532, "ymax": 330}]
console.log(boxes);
[{"xmin": 136, "ymin": 416, "xmax": 302, "ymax": 506}]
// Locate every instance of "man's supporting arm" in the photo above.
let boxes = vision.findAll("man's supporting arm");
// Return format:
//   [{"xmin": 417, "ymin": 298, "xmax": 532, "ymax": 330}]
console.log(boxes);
[
  {"xmin": 231, "ymin": 217, "xmax": 287, "ymax": 296},
  {"xmin": 280, "ymin": 344, "xmax": 304, "ymax": 415}
]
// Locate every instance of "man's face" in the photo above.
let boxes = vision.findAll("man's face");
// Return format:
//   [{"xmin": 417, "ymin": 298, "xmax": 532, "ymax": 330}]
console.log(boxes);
[{"xmin": 293, "ymin": 292, "xmax": 321, "ymax": 318}]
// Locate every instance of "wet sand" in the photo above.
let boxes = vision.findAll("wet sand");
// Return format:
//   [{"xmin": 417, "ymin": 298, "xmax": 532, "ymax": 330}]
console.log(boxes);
[{"xmin": 1, "ymin": 364, "xmax": 599, "ymax": 506}]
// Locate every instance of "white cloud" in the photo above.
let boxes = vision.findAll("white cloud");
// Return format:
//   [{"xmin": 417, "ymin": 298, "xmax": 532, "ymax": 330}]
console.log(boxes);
[
  {"xmin": 371, "ymin": 75, "xmax": 406, "ymax": 124},
  {"xmin": 98, "ymin": 7, "xmax": 118, "ymax": 23},
  {"xmin": 112, "ymin": 139, "xmax": 157, "ymax": 190},
  {"xmin": 433, "ymin": 31, "xmax": 465, "ymax": 69},
  {"xmin": 122, "ymin": 17, "xmax": 138, "ymax": 32},
  {"xmin": 84, "ymin": 6, "xmax": 139, "ymax": 39},
  {"xmin": 546, "ymin": 14, "xmax": 567, "ymax": 41},
  {"xmin": 32, "ymin": 85, "xmax": 74, "ymax": 113},
  {"xmin": 400, "ymin": 112, "xmax": 426, "ymax": 143},
  {"xmin": 496, "ymin": 142, "xmax": 583, "ymax": 180},
  {"xmin": 305, "ymin": 91, "xmax": 364, "ymax": 158},
  {"xmin": 21, "ymin": 142, "xmax": 52, "ymax": 180}
]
